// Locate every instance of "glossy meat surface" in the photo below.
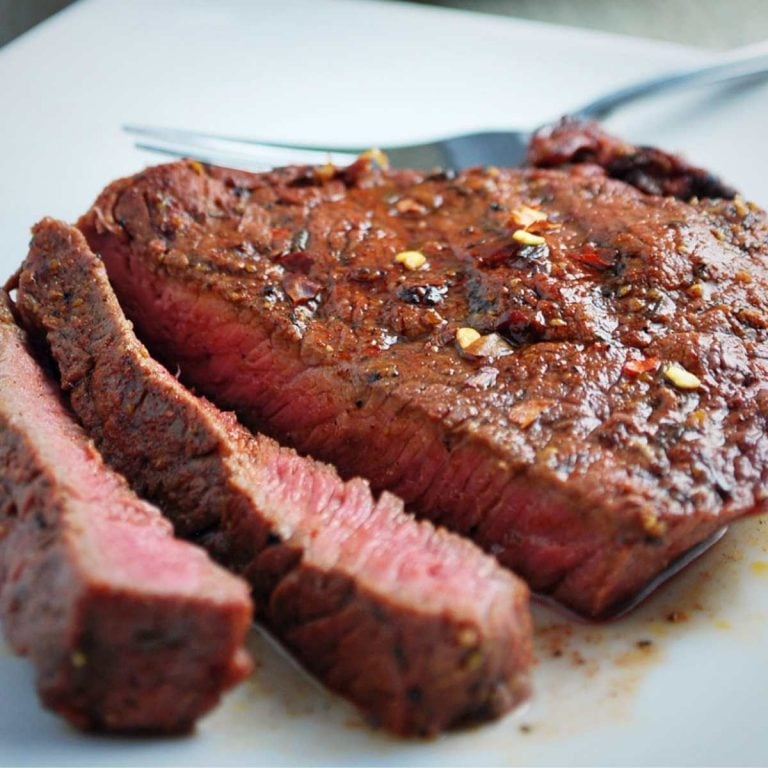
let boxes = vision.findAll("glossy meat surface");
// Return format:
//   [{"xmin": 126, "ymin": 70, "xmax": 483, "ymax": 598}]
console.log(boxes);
[
  {"xmin": 17, "ymin": 219, "xmax": 532, "ymax": 735},
  {"xmin": 0, "ymin": 291, "xmax": 252, "ymax": 733},
  {"xmin": 79, "ymin": 139, "xmax": 768, "ymax": 616},
  {"xmin": 528, "ymin": 118, "xmax": 737, "ymax": 200}
]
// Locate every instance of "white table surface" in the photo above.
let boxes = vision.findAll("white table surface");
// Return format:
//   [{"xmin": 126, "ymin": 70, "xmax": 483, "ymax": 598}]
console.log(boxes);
[{"xmin": 1, "ymin": 2, "xmax": 768, "ymax": 766}]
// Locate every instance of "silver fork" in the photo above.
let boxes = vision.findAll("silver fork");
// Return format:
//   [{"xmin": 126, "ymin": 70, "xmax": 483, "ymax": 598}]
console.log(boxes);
[{"xmin": 126, "ymin": 49, "xmax": 768, "ymax": 170}]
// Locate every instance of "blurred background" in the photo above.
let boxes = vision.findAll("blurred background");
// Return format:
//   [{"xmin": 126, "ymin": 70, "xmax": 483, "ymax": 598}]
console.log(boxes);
[
  {"xmin": 3, "ymin": 0, "xmax": 768, "ymax": 50},
  {"xmin": 1, "ymin": 0, "xmax": 72, "ymax": 47}
]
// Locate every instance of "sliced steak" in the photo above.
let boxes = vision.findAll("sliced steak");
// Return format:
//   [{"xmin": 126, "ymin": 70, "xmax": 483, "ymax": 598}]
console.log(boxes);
[
  {"xmin": 16, "ymin": 219, "xmax": 531, "ymax": 736},
  {"xmin": 0, "ymin": 291, "xmax": 251, "ymax": 733},
  {"xmin": 77, "ymin": 144, "xmax": 768, "ymax": 618}
]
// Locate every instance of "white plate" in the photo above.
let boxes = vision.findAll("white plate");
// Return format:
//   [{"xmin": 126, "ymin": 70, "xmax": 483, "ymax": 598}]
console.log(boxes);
[{"xmin": 1, "ymin": 1, "xmax": 767, "ymax": 765}]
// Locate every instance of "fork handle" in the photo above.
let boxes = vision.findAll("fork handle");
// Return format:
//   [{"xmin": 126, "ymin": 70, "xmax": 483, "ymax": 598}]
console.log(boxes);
[{"xmin": 573, "ymin": 49, "xmax": 768, "ymax": 121}]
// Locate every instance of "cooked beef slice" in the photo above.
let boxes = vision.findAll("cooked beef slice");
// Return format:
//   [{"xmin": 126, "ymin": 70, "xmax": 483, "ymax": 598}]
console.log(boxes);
[
  {"xmin": 0, "ymin": 291, "xmax": 251, "ymax": 733},
  {"xmin": 16, "ymin": 219, "xmax": 532, "ymax": 736},
  {"xmin": 76, "ymin": 143, "xmax": 768, "ymax": 617},
  {"xmin": 528, "ymin": 118, "xmax": 737, "ymax": 200}
]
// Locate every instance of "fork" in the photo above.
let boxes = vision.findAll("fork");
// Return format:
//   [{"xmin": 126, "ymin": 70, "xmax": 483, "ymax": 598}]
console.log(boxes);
[{"xmin": 126, "ymin": 49, "xmax": 768, "ymax": 170}]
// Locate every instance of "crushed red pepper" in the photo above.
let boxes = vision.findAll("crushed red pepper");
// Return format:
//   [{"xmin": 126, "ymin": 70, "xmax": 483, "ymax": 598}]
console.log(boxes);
[{"xmin": 623, "ymin": 356, "xmax": 660, "ymax": 378}]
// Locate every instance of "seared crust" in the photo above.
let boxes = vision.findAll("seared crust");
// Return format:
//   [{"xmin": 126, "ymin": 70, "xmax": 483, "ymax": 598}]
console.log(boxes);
[
  {"xmin": 0, "ymin": 291, "xmax": 252, "ymax": 733},
  {"xmin": 78, "ymin": 144, "xmax": 768, "ymax": 616},
  {"xmin": 527, "ymin": 118, "xmax": 737, "ymax": 200},
  {"xmin": 17, "ymin": 219, "xmax": 532, "ymax": 736}
]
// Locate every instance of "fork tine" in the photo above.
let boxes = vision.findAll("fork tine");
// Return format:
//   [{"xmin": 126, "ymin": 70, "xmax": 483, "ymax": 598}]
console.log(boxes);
[
  {"xmin": 124, "ymin": 123, "xmax": 368, "ymax": 154},
  {"xmin": 134, "ymin": 142, "xmax": 276, "ymax": 171},
  {"xmin": 126, "ymin": 124, "xmax": 360, "ymax": 167},
  {"xmin": 133, "ymin": 140, "xmax": 349, "ymax": 171}
]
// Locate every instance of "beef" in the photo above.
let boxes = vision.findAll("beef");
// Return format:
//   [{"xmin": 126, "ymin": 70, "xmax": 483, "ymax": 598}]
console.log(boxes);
[
  {"xmin": 528, "ymin": 118, "xmax": 737, "ymax": 201},
  {"xmin": 0, "ymin": 291, "xmax": 251, "ymax": 733},
  {"xmin": 16, "ymin": 219, "xmax": 531, "ymax": 736},
  {"xmin": 77, "ymin": 138, "xmax": 768, "ymax": 618}
]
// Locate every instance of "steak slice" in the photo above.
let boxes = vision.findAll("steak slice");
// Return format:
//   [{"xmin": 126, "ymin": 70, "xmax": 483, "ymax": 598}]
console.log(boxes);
[
  {"xmin": 78, "ymin": 143, "xmax": 768, "ymax": 617},
  {"xmin": 17, "ymin": 219, "xmax": 532, "ymax": 736},
  {"xmin": 0, "ymin": 291, "xmax": 251, "ymax": 733}
]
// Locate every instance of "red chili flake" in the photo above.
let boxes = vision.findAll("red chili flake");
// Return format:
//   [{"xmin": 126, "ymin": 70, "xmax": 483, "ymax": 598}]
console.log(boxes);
[
  {"xmin": 282, "ymin": 273, "xmax": 322, "ymax": 304},
  {"xmin": 570, "ymin": 245, "xmax": 615, "ymax": 271},
  {"xmin": 623, "ymin": 356, "xmax": 660, "ymax": 377},
  {"xmin": 278, "ymin": 250, "xmax": 315, "ymax": 274},
  {"xmin": 469, "ymin": 238, "xmax": 520, "ymax": 268}
]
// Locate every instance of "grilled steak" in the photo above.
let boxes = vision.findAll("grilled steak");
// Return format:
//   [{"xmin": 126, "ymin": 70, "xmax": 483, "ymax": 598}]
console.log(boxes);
[
  {"xmin": 78, "ymin": 133, "xmax": 768, "ymax": 617},
  {"xmin": 0, "ymin": 291, "xmax": 251, "ymax": 733},
  {"xmin": 17, "ymin": 219, "xmax": 532, "ymax": 736}
]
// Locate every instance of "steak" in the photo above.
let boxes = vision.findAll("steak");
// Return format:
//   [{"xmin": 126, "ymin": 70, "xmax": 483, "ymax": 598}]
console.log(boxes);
[
  {"xmin": 527, "ymin": 118, "xmax": 738, "ymax": 201},
  {"xmin": 78, "ymin": 131, "xmax": 768, "ymax": 617},
  {"xmin": 0, "ymin": 291, "xmax": 251, "ymax": 733},
  {"xmin": 17, "ymin": 218, "xmax": 532, "ymax": 736}
]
